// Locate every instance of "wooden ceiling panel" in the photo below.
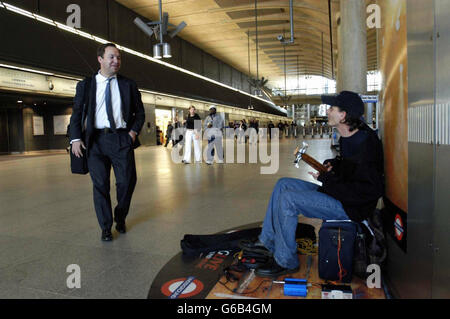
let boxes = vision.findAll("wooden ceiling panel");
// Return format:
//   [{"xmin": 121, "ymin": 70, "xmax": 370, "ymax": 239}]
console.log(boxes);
[{"xmin": 226, "ymin": 8, "xmax": 284, "ymax": 19}]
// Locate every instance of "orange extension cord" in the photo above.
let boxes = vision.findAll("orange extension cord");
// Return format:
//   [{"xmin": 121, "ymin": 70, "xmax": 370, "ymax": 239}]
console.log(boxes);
[{"xmin": 337, "ymin": 228, "xmax": 347, "ymax": 282}]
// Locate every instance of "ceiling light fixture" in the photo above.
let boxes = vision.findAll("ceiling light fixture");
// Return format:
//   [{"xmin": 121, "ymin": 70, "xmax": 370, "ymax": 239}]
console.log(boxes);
[
  {"xmin": 153, "ymin": 44, "xmax": 162, "ymax": 59},
  {"xmin": 134, "ymin": 0, "xmax": 186, "ymax": 59},
  {"xmin": 163, "ymin": 42, "xmax": 171, "ymax": 58},
  {"xmin": 277, "ymin": 0, "xmax": 294, "ymax": 45}
]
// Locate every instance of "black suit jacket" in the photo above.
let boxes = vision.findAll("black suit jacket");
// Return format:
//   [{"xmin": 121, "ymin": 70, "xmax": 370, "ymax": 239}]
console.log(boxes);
[{"xmin": 69, "ymin": 73, "xmax": 146, "ymax": 153}]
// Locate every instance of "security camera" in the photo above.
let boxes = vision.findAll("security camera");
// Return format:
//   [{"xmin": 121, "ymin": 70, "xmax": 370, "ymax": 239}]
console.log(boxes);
[{"xmin": 277, "ymin": 35, "xmax": 284, "ymax": 42}]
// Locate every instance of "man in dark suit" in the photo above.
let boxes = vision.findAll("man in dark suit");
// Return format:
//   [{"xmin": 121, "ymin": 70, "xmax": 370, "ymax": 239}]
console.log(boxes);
[{"xmin": 70, "ymin": 43, "xmax": 145, "ymax": 241}]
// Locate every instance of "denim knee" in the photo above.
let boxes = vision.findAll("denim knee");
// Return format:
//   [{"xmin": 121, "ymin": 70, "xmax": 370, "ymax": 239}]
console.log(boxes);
[{"xmin": 279, "ymin": 192, "xmax": 301, "ymax": 217}]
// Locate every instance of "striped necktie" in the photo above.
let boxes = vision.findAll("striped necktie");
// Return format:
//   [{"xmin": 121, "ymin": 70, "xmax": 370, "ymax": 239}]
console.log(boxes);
[{"xmin": 105, "ymin": 77, "xmax": 116, "ymax": 131}]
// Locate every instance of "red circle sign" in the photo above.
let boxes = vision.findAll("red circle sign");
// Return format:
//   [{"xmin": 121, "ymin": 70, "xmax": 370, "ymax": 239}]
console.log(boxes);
[
  {"xmin": 394, "ymin": 214, "xmax": 404, "ymax": 241},
  {"xmin": 161, "ymin": 277, "xmax": 204, "ymax": 299}
]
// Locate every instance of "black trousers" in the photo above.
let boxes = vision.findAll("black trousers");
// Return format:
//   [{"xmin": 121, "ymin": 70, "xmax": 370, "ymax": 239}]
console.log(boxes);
[{"xmin": 87, "ymin": 130, "xmax": 137, "ymax": 231}]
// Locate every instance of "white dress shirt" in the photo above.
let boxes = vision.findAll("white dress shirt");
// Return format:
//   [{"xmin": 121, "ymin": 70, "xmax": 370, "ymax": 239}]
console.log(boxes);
[
  {"xmin": 70, "ymin": 72, "xmax": 127, "ymax": 144},
  {"xmin": 95, "ymin": 72, "xmax": 127, "ymax": 129}
]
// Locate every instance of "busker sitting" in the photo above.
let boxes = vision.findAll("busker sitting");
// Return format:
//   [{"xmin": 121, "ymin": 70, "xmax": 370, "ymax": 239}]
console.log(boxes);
[{"xmin": 241, "ymin": 91, "xmax": 384, "ymax": 277}]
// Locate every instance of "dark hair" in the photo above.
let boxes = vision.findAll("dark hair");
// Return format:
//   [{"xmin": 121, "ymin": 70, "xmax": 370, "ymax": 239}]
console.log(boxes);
[
  {"xmin": 338, "ymin": 106, "xmax": 365, "ymax": 132},
  {"xmin": 97, "ymin": 43, "xmax": 118, "ymax": 58}
]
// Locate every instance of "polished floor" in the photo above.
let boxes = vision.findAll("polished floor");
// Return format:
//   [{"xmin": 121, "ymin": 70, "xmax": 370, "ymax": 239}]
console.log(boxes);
[{"xmin": 0, "ymin": 136, "xmax": 336, "ymax": 299}]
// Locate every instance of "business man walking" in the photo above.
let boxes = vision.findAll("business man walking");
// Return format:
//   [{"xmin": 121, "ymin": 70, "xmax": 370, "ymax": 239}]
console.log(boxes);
[{"xmin": 70, "ymin": 43, "xmax": 145, "ymax": 241}]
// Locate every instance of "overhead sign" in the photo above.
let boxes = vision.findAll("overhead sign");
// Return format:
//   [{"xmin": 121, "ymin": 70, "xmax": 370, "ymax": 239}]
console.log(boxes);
[
  {"xmin": 360, "ymin": 95, "xmax": 378, "ymax": 103},
  {"xmin": 0, "ymin": 67, "xmax": 77, "ymax": 97}
]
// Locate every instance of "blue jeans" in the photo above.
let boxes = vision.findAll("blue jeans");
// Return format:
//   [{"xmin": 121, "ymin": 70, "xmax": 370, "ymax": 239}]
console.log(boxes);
[{"xmin": 259, "ymin": 178, "xmax": 349, "ymax": 269}]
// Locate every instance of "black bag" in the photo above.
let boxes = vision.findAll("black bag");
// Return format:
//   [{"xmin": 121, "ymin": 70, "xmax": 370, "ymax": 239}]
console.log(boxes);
[
  {"xmin": 70, "ymin": 144, "xmax": 88, "ymax": 174},
  {"xmin": 353, "ymin": 210, "xmax": 388, "ymax": 279},
  {"xmin": 318, "ymin": 221, "xmax": 357, "ymax": 283},
  {"xmin": 180, "ymin": 227, "xmax": 262, "ymax": 257},
  {"xmin": 69, "ymin": 78, "xmax": 91, "ymax": 175}
]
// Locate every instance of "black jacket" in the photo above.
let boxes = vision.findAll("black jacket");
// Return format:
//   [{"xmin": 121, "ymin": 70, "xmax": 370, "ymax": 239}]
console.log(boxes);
[
  {"xmin": 317, "ymin": 125, "xmax": 384, "ymax": 222},
  {"xmin": 69, "ymin": 73, "xmax": 146, "ymax": 152}
]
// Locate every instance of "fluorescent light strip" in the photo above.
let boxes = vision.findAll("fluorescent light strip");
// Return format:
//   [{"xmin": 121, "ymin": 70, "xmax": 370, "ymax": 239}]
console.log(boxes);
[
  {"xmin": 55, "ymin": 21, "xmax": 79, "ymax": 35},
  {"xmin": 77, "ymin": 30, "xmax": 94, "ymax": 40},
  {"xmin": 0, "ymin": 2, "xmax": 5, "ymax": 9},
  {"xmin": 33, "ymin": 14, "xmax": 56, "ymax": 26},
  {"xmin": 0, "ymin": 63, "xmax": 53, "ymax": 76},
  {"xmin": 4, "ymin": 2, "xmax": 35, "ymax": 19},
  {"xmin": 0, "ymin": 63, "xmax": 82, "ymax": 81},
  {"xmin": 3, "ymin": 2, "xmax": 284, "ymax": 112},
  {"xmin": 93, "ymin": 36, "xmax": 109, "ymax": 44}
]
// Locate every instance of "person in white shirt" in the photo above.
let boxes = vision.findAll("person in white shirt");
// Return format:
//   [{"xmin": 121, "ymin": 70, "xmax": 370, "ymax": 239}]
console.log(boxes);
[{"xmin": 182, "ymin": 106, "xmax": 202, "ymax": 164}]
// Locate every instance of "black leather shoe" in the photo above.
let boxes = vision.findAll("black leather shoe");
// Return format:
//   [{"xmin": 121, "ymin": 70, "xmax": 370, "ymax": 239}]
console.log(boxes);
[
  {"xmin": 115, "ymin": 222, "xmax": 126, "ymax": 234},
  {"xmin": 239, "ymin": 239, "xmax": 273, "ymax": 256},
  {"xmin": 101, "ymin": 229, "xmax": 113, "ymax": 241},
  {"xmin": 255, "ymin": 258, "xmax": 299, "ymax": 278}
]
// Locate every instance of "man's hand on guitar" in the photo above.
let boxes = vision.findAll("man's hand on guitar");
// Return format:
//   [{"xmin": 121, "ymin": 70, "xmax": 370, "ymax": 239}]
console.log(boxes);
[
  {"xmin": 309, "ymin": 163, "xmax": 332, "ymax": 180},
  {"xmin": 308, "ymin": 171, "xmax": 320, "ymax": 180}
]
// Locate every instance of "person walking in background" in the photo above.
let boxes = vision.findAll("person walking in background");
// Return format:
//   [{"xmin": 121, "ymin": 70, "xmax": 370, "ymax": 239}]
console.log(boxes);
[
  {"xmin": 277, "ymin": 121, "xmax": 284, "ymax": 139},
  {"xmin": 204, "ymin": 105, "xmax": 224, "ymax": 165},
  {"xmin": 182, "ymin": 106, "xmax": 202, "ymax": 164},
  {"xmin": 249, "ymin": 118, "xmax": 258, "ymax": 145},
  {"xmin": 164, "ymin": 121, "xmax": 174, "ymax": 147},
  {"xmin": 268, "ymin": 121, "xmax": 275, "ymax": 140}
]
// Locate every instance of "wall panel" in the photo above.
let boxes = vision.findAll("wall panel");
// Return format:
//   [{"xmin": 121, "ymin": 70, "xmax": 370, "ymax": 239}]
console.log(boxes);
[{"xmin": 432, "ymin": 0, "xmax": 450, "ymax": 298}]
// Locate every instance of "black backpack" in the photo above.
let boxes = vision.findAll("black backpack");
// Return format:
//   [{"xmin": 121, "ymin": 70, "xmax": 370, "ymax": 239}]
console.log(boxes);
[{"xmin": 353, "ymin": 209, "xmax": 388, "ymax": 279}]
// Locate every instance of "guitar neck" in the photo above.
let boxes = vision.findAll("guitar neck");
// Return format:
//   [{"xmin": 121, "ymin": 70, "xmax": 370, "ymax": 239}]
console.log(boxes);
[{"xmin": 300, "ymin": 153, "xmax": 328, "ymax": 173}]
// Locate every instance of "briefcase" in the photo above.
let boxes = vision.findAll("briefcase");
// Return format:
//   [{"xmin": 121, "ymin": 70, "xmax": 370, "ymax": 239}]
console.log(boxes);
[{"xmin": 70, "ymin": 145, "xmax": 89, "ymax": 175}]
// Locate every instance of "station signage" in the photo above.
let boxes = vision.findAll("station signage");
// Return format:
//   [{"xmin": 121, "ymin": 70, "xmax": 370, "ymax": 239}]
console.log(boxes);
[{"xmin": 360, "ymin": 94, "xmax": 378, "ymax": 103}]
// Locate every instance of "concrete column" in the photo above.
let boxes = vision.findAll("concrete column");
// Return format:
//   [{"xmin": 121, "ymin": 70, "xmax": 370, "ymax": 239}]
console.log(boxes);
[
  {"xmin": 306, "ymin": 104, "xmax": 311, "ymax": 124},
  {"xmin": 365, "ymin": 102, "xmax": 374, "ymax": 125},
  {"xmin": 171, "ymin": 107, "xmax": 177, "ymax": 121},
  {"xmin": 337, "ymin": 0, "xmax": 367, "ymax": 94},
  {"xmin": 336, "ymin": 13, "xmax": 343, "ymax": 93}
]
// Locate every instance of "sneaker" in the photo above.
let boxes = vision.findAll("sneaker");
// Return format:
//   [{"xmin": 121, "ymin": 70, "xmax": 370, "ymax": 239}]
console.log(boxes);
[
  {"xmin": 239, "ymin": 239, "xmax": 272, "ymax": 257},
  {"xmin": 206, "ymin": 161, "xmax": 213, "ymax": 165},
  {"xmin": 255, "ymin": 258, "xmax": 299, "ymax": 278}
]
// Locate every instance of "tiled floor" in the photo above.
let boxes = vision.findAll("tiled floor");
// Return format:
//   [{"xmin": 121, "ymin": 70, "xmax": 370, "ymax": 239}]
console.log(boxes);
[{"xmin": 0, "ymin": 137, "xmax": 336, "ymax": 299}]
